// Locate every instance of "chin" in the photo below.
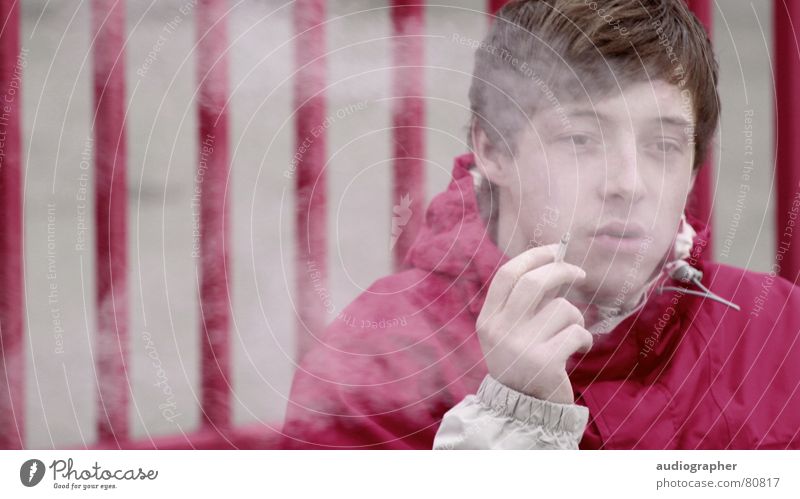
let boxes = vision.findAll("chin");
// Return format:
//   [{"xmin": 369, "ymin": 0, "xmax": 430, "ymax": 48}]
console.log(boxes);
[
  {"xmin": 574, "ymin": 250, "xmax": 660, "ymax": 299},
  {"xmin": 582, "ymin": 271, "xmax": 647, "ymax": 306}
]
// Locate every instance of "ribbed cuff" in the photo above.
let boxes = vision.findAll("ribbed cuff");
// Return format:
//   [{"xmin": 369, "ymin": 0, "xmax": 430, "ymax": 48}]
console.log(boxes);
[{"xmin": 476, "ymin": 374, "xmax": 589, "ymax": 433}]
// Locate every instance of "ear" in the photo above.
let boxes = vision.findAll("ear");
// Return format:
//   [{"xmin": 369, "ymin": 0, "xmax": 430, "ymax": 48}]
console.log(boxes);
[{"xmin": 470, "ymin": 119, "xmax": 512, "ymax": 188}]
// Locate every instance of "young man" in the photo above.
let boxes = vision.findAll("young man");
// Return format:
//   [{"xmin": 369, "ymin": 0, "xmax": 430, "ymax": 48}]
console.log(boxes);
[{"xmin": 280, "ymin": 0, "xmax": 800, "ymax": 449}]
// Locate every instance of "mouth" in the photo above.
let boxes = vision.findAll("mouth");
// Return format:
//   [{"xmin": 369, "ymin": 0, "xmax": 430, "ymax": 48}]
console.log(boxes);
[
  {"xmin": 591, "ymin": 222, "xmax": 649, "ymax": 253},
  {"xmin": 595, "ymin": 221, "xmax": 646, "ymax": 238}
]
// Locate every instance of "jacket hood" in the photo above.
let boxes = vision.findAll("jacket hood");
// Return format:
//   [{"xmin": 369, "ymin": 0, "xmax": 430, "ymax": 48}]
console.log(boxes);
[{"xmin": 405, "ymin": 152, "xmax": 713, "ymax": 381}]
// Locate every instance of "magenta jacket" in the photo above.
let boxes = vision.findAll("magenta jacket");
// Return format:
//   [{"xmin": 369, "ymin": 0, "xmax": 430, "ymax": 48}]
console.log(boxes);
[{"xmin": 281, "ymin": 152, "xmax": 800, "ymax": 449}]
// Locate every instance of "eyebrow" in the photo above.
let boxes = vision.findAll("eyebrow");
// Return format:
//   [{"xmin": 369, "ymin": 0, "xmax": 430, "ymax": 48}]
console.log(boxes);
[
  {"xmin": 654, "ymin": 116, "xmax": 694, "ymax": 129},
  {"xmin": 564, "ymin": 109, "xmax": 693, "ymax": 129}
]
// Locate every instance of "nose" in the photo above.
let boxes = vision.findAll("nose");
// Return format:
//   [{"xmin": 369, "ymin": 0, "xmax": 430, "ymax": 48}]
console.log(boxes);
[{"xmin": 602, "ymin": 140, "xmax": 646, "ymax": 205}]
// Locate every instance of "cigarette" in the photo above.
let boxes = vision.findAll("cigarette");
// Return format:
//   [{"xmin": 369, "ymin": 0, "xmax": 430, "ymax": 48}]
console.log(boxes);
[{"xmin": 555, "ymin": 232, "xmax": 570, "ymax": 263}]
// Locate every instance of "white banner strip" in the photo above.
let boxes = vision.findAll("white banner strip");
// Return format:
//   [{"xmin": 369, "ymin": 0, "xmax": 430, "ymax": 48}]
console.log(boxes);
[{"xmin": 1, "ymin": 450, "xmax": 799, "ymax": 498}]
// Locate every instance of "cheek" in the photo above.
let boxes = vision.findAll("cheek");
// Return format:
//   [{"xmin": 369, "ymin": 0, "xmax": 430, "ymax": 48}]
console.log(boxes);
[
  {"xmin": 646, "ymin": 192, "xmax": 690, "ymax": 261},
  {"xmin": 647, "ymin": 160, "xmax": 694, "ymax": 198},
  {"xmin": 646, "ymin": 167, "xmax": 693, "ymax": 215},
  {"xmin": 515, "ymin": 195, "xmax": 564, "ymax": 245},
  {"xmin": 655, "ymin": 178, "xmax": 692, "ymax": 223},
  {"xmin": 522, "ymin": 184, "xmax": 581, "ymax": 237},
  {"xmin": 508, "ymin": 157, "xmax": 558, "ymax": 211}
]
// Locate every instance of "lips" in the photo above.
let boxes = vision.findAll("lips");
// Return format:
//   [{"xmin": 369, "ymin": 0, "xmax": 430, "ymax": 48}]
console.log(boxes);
[
  {"xmin": 591, "ymin": 221, "xmax": 650, "ymax": 253},
  {"xmin": 594, "ymin": 221, "xmax": 646, "ymax": 239}
]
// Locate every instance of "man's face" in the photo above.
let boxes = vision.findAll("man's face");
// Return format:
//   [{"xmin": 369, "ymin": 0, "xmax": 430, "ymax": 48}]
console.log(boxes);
[{"xmin": 488, "ymin": 80, "xmax": 697, "ymax": 306}]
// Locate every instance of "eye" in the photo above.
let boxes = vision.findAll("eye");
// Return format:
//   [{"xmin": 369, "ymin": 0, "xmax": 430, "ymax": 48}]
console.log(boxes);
[
  {"xmin": 563, "ymin": 133, "xmax": 594, "ymax": 147},
  {"xmin": 653, "ymin": 139, "xmax": 682, "ymax": 154}
]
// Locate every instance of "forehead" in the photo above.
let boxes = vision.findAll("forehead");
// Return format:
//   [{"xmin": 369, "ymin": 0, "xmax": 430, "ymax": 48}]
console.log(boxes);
[{"xmin": 537, "ymin": 80, "xmax": 695, "ymax": 128}]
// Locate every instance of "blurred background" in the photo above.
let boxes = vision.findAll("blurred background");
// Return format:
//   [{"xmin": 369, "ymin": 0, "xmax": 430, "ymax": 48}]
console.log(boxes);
[{"xmin": 21, "ymin": 0, "xmax": 774, "ymax": 448}]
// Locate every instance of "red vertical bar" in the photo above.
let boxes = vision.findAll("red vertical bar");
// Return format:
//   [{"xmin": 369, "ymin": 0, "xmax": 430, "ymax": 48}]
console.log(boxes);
[
  {"xmin": 0, "ymin": 0, "xmax": 24, "ymax": 450},
  {"xmin": 197, "ymin": 0, "xmax": 231, "ymax": 430},
  {"xmin": 391, "ymin": 0, "xmax": 425, "ymax": 271},
  {"xmin": 293, "ymin": 0, "xmax": 327, "ymax": 360},
  {"xmin": 488, "ymin": 0, "xmax": 508, "ymax": 17},
  {"xmin": 92, "ymin": 0, "xmax": 129, "ymax": 444},
  {"xmin": 685, "ymin": 0, "xmax": 714, "ymax": 256},
  {"xmin": 774, "ymin": 0, "xmax": 800, "ymax": 283}
]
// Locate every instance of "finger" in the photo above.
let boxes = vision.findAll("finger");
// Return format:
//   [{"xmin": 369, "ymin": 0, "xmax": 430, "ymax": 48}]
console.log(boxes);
[
  {"xmin": 503, "ymin": 262, "xmax": 586, "ymax": 321},
  {"xmin": 538, "ymin": 268, "xmax": 586, "ymax": 309},
  {"xmin": 526, "ymin": 297, "xmax": 585, "ymax": 342},
  {"xmin": 501, "ymin": 298, "xmax": 584, "ymax": 352},
  {"xmin": 497, "ymin": 297, "xmax": 584, "ymax": 350},
  {"xmin": 545, "ymin": 324, "xmax": 594, "ymax": 361},
  {"xmin": 481, "ymin": 243, "xmax": 559, "ymax": 318}
]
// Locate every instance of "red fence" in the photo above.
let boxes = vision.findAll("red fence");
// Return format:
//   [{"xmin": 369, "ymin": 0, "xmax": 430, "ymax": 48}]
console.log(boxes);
[
  {"xmin": 0, "ymin": 0, "xmax": 24, "ymax": 451},
  {"xmin": 0, "ymin": 0, "xmax": 794, "ymax": 450},
  {"xmin": 92, "ymin": 0, "xmax": 130, "ymax": 447}
]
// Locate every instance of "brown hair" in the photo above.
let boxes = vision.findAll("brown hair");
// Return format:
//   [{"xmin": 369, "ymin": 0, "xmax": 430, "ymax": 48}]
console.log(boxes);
[{"xmin": 468, "ymin": 0, "xmax": 719, "ymax": 171}]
